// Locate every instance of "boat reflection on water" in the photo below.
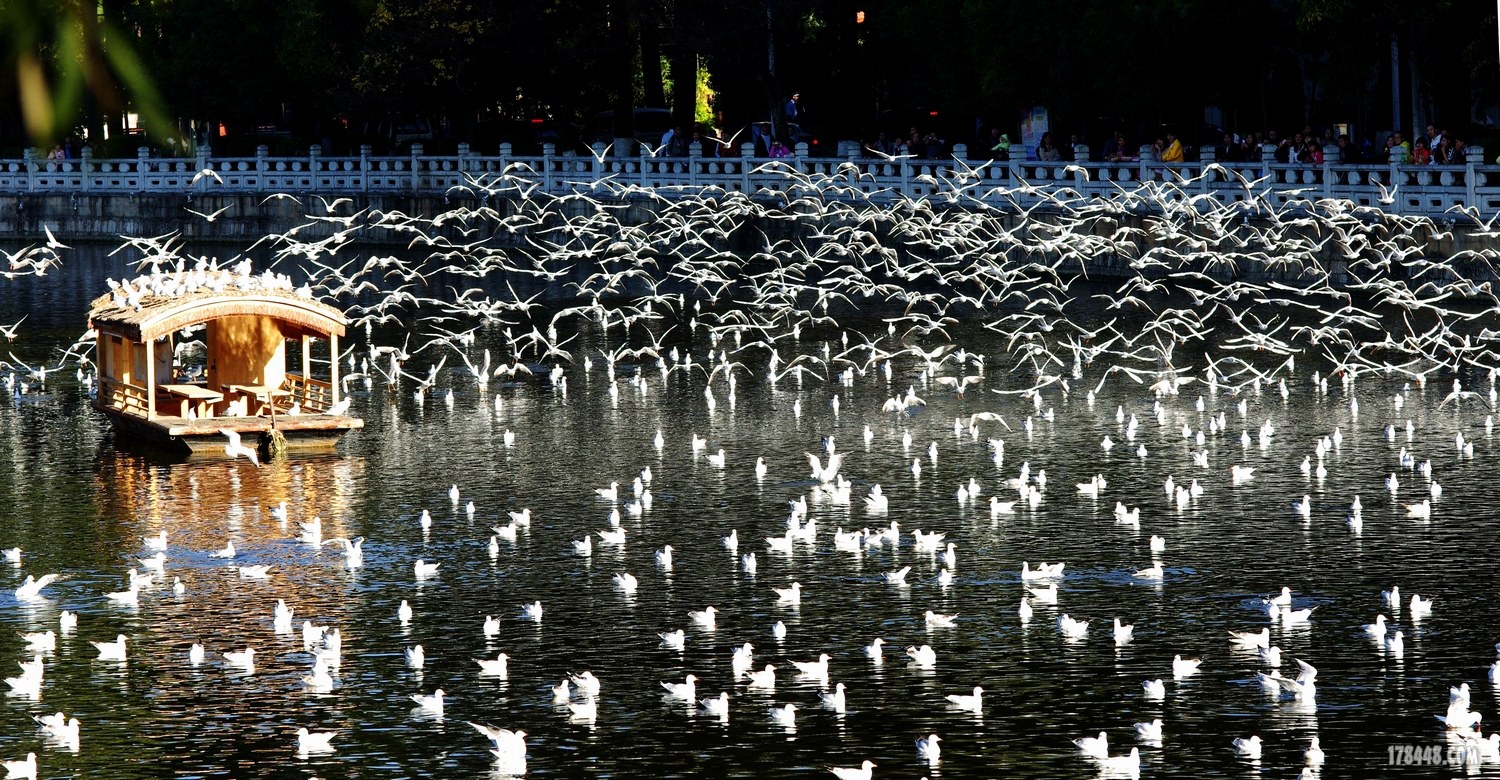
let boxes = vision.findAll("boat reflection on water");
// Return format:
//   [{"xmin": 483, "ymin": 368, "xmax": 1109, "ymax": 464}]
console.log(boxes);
[{"xmin": 92, "ymin": 449, "xmax": 366, "ymax": 555}]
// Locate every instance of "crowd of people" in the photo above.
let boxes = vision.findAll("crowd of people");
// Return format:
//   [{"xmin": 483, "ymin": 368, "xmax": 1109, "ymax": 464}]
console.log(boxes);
[{"xmin": 892, "ymin": 121, "xmax": 1481, "ymax": 166}]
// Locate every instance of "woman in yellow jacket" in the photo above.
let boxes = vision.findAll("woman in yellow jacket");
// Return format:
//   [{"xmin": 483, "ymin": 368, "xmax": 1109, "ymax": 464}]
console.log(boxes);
[{"xmin": 1160, "ymin": 133, "xmax": 1184, "ymax": 163}]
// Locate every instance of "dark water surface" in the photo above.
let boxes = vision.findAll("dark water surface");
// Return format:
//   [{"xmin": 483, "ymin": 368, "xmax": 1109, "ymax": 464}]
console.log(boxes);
[{"xmin": 0, "ymin": 249, "xmax": 1495, "ymax": 780}]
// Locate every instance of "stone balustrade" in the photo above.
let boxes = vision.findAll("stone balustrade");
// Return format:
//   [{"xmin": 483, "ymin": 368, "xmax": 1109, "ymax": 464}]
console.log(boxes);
[{"xmin": 2, "ymin": 141, "xmax": 1494, "ymax": 218}]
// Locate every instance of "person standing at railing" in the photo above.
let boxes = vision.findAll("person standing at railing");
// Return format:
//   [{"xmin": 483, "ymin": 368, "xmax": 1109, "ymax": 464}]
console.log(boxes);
[
  {"xmin": 1158, "ymin": 133, "xmax": 1183, "ymax": 164},
  {"xmin": 1387, "ymin": 131, "xmax": 1412, "ymax": 164},
  {"xmin": 1036, "ymin": 132, "xmax": 1060, "ymax": 161}
]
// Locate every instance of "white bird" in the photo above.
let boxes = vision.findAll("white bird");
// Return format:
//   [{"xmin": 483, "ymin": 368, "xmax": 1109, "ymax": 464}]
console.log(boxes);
[
  {"xmin": 925, "ymin": 610, "xmax": 958, "ymax": 628},
  {"xmin": 1097, "ymin": 748, "xmax": 1141, "ymax": 775},
  {"xmin": 474, "ymin": 653, "xmax": 509, "ymax": 677},
  {"xmin": 1073, "ymin": 731, "xmax": 1109, "ymax": 759},
  {"xmin": 792, "ymin": 653, "xmax": 831, "ymax": 678},
  {"xmin": 658, "ymin": 629, "xmax": 686, "ymax": 650},
  {"xmin": 14, "ymin": 574, "xmax": 60, "ymax": 600},
  {"xmin": 828, "ymin": 760, "xmax": 876, "ymax": 780},
  {"xmin": 1305, "ymin": 736, "xmax": 1325, "ymax": 765},
  {"xmin": 916, "ymin": 733, "xmax": 941, "ymax": 763},
  {"xmin": 768, "ymin": 703, "xmax": 798, "ymax": 727},
  {"xmin": 20, "ymin": 631, "xmax": 55, "ymax": 652},
  {"xmin": 865, "ymin": 637, "xmax": 885, "ymax": 663},
  {"xmin": 296, "ymin": 727, "xmax": 337, "ymax": 753},
  {"xmin": 1135, "ymin": 719, "xmax": 1163, "ymax": 742},
  {"xmin": 223, "ymin": 647, "xmax": 256, "ymax": 672},
  {"xmin": 1026, "ymin": 583, "xmax": 1059, "ymax": 603},
  {"xmin": 0, "ymin": 754, "xmax": 35, "ymax": 780},
  {"xmin": 220, "ymin": 428, "xmax": 260, "ymax": 466},
  {"xmin": 413, "ymin": 560, "xmax": 440, "ymax": 579},
  {"xmin": 820, "ymin": 681, "xmax": 848, "ymax": 712},
  {"xmin": 699, "ymin": 691, "xmax": 730, "ymax": 717},
  {"xmin": 944, "ymin": 686, "xmax": 983, "ymax": 713},
  {"xmin": 744, "ymin": 665, "xmax": 776, "ymax": 689},
  {"xmin": 570, "ymin": 670, "xmax": 602, "ymax": 697},
  {"xmin": 1230, "ymin": 627, "xmax": 1270, "ymax": 649},
  {"xmin": 689, "ymin": 606, "xmax": 718, "ymax": 629},
  {"xmin": 469, "ymin": 723, "xmax": 528, "ymax": 761},
  {"xmin": 410, "ymin": 688, "xmax": 445, "ymax": 715},
  {"xmin": 520, "ymin": 601, "xmax": 543, "ymax": 622},
  {"xmin": 661, "ymin": 674, "xmax": 699, "ymax": 701},
  {"xmin": 1232, "ymin": 735, "xmax": 1263, "ymax": 760},
  {"xmin": 92, "ymin": 634, "xmax": 128, "ymax": 661},
  {"xmin": 405, "ymin": 645, "xmax": 425, "ymax": 669},
  {"xmin": 773, "ymin": 581, "xmax": 803, "ymax": 605},
  {"xmin": 397, "ymin": 600, "xmax": 413, "ymax": 624},
  {"xmin": 1142, "ymin": 679, "xmax": 1166, "ymax": 700},
  {"xmin": 1112, "ymin": 617, "xmax": 1134, "ymax": 646},
  {"xmin": 1171, "ymin": 655, "xmax": 1202, "ymax": 678}
]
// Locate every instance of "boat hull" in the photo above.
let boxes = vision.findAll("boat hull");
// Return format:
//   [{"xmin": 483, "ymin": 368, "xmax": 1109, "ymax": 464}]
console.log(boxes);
[{"xmin": 95, "ymin": 401, "xmax": 363, "ymax": 456}]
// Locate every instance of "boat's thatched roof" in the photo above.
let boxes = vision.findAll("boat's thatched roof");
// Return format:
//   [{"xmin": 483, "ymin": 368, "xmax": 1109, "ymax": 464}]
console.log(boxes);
[{"xmin": 90, "ymin": 283, "xmax": 346, "ymax": 343}]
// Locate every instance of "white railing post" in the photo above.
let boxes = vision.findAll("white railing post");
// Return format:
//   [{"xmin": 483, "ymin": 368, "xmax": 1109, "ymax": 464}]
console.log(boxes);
[
  {"xmin": 359, "ymin": 144, "xmax": 371, "ymax": 191},
  {"xmin": 137, "ymin": 146, "xmax": 151, "ymax": 192},
  {"xmin": 195, "ymin": 144, "xmax": 210, "ymax": 192},
  {"xmin": 1198, "ymin": 146, "xmax": 1215, "ymax": 197},
  {"xmin": 1072, "ymin": 145, "xmax": 1089, "ymax": 194},
  {"xmin": 309, "ymin": 144, "xmax": 322, "ymax": 192},
  {"xmin": 1138, "ymin": 145, "xmax": 1153, "ymax": 183},
  {"xmin": 688, "ymin": 142, "xmax": 701, "ymax": 187},
  {"xmin": 1388, "ymin": 145, "xmax": 1402, "ymax": 214},
  {"xmin": 541, "ymin": 143, "xmax": 555, "ymax": 193},
  {"xmin": 457, "ymin": 142, "xmax": 471, "ymax": 177},
  {"xmin": 1260, "ymin": 144, "xmax": 1275, "ymax": 185},
  {"xmin": 1466, "ymin": 145, "xmax": 1484, "ymax": 208},
  {"xmin": 740, "ymin": 143, "xmax": 754, "ymax": 192},
  {"xmin": 256, "ymin": 145, "xmax": 269, "ymax": 190},
  {"xmin": 1321, "ymin": 144, "xmax": 1339, "ymax": 200},
  {"xmin": 410, "ymin": 143, "xmax": 422, "ymax": 192},
  {"xmin": 23, "ymin": 148, "xmax": 35, "ymax": 192},
  {"xmin": 80, "ymin": 146, "xmax": 94, "ymax": 192}
]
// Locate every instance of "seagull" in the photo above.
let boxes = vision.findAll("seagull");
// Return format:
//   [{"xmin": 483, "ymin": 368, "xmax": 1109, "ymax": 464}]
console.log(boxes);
[
  {"xmin": 1172, "ymin": 655, "xmax": 1202, "ymax": 678},
  {"xmin": 916, "ymin": 733, "xmax": 941, "ymax": 763},
  {"xmin": 1073, "ymin": 731, "xmax": 1109, "ymax": 758},
  {"xmin": 296, "ymin": 727, "xmax": 336, "ymax": 753},
  {"xmin": 220, "ymin": 428, "xmax": 260, "ymax": 466},
  {"xmin": 1232, "ymin": 735, "xmax": 1263, "ymax": 760},
  {"xmin": 944, "ymin": 685, "xmax": 983, "ymax": 713},
  {"xmin": 828, "ymin": 760, "xmax": 876, "ymax": 780},
  {"xmin": 14, "ymin": 574, "xmax": 59, "ymax": 600},
  {"xmin": 820, "ymin": 682, "xmax": 848, "ymax": 713},
  {"xmin": 474, "ymin": 653, "xmax": 509, "ymax": 678},
  {"xmin": 699, "ymin": 691, "xmax": 731, "ymax": 717},
  {"xmin": 92, "ymin": 634, "xmax": 128, "ymax": 661},
  {"xmin": 0, "ymin": 754, "xmax": 35, "ymax": 780},
  {"xmin": 661, "ymin": 674, "xmax": 699, "ymax": 701},
  {"xmin": 410, "ymin": 688, "xmax": 445, "ymax": 715}
]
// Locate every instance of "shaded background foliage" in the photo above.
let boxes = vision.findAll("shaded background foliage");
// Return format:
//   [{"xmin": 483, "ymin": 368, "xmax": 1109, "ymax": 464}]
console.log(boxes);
[{"xmin": 1, "ymin": 0, "xmax": 1496, "ymax": 155}]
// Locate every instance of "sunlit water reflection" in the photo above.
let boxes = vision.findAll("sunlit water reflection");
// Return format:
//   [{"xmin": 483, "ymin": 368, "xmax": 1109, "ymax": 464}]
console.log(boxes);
[{"xmin": 0, "ymin": 252, "xmax": 1496, "ymax": 780}]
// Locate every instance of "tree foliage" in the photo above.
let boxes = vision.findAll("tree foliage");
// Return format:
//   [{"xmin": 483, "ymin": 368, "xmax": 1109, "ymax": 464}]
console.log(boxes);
[{"xmin": 1, "ymin": 0, "xmax": 1495, "ymax": 152}]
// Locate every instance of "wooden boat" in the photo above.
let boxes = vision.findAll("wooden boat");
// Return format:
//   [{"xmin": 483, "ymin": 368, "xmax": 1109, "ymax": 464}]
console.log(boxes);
[{"xmin": 88, "ymin": 268, "xmax": 363, "ymax": 456}]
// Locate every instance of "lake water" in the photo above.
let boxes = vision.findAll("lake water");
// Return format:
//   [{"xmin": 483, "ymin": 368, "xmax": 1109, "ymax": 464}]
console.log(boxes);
[{"xmin": 0, "ymin": 244, "xmax": 1496, "ymax": 780}]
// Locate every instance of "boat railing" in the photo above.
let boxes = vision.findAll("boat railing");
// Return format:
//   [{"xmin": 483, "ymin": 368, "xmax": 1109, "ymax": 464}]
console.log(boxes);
[
  {"xmin": 281, "ymin": 373, "xmax": 334, "ymax": 413},
  {"xmin": 99, "ymin": 376, "xmax": 151, "ymax": 418}
]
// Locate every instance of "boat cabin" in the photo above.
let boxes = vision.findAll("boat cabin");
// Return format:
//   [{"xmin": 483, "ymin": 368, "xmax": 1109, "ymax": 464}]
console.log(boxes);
[{"xmin": 88, "ymin": 272, "xmax": 363, "ymax": 455}]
